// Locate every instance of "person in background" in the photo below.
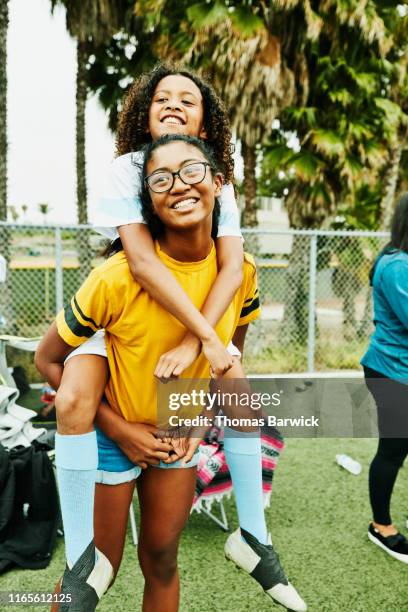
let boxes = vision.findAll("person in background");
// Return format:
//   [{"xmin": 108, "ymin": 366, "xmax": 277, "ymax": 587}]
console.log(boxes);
[{"xmin": 361, "ymin": 194, "xmax": 408, "ymax": 563}]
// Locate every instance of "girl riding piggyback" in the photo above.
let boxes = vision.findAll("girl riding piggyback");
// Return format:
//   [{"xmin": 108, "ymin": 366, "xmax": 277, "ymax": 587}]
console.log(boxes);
[{"xmin": 35, "ymin": 64, "xmax": 306, "ymax": 612}]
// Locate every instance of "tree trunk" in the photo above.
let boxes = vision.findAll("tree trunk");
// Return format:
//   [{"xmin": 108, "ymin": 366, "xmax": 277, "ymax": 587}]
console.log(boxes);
[
  {"xmin": 358, "ymin": 287, "xmax": 373, "ymax": 339},
  {"xmin": 241, "ymin": 141, "xmax": 258, "ymax": 227},
  {"xmin": 76, "ymin": 40, "xmax": 92, "ymax": 283},
  {"xmin": 241, "ymin": 141, "xmax": 259, "ymax": 255},
  {"xmin": 279, "ymin": 234, "xmax": 310, "ymax": 345},
  {"xmin": 0, "ymin": 1, "xmax": 14, "ymax": 332},
  {"xmin": 279, "ymin": 187, "xmax": 312, "ymax": 345},
  {"xmin": 379, "ymin": 143, "xmax": 402, "ymax": 231},
  {"xmin": 343, "ymin": 289, "xmax": 357, "ymax": 341}
]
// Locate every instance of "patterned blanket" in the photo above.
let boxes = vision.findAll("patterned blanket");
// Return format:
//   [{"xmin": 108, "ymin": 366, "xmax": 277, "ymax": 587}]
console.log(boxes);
[{"xmin": 193, "ymin": 427, "xmax": 284, "ymax": 512}]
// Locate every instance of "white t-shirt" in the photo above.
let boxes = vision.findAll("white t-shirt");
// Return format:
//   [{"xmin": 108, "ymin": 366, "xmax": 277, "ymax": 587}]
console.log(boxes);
[{"xmin": 92, "ymin": 151, "xmax": 242, "ymax": 241}]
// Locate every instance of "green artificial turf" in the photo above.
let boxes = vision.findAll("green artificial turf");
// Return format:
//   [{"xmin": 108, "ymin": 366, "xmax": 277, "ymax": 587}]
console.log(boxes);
[{"xmin": 2, "ymin": 438, "xmax": 407, "ymax": 611}]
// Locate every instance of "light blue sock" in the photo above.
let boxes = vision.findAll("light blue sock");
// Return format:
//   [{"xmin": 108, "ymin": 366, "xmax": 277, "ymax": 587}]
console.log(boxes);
[
  {"xmin": 55, "ymin": 431, "xmax": 98, "ymax": 566},
  {"xmin": 223, "ymin": 427, "xmax": 268, "ymax": 545}
]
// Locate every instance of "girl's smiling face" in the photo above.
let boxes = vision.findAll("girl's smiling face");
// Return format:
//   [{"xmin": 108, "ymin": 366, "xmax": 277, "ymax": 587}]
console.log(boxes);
[
  {"xmin": 146, "ymin": 141, "xmax": 222, "ymax": 233},
  {"xmin": 148, "ymin": 75, "xmax": 207, "ymax": 141}
]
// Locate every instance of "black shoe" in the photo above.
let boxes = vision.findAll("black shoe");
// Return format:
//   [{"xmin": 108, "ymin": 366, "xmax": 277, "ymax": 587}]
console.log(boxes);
[
  {"xmin": 225, "ymin": 528, "xmax": 307, "ymax": 611},
  {"xmin": 368, "ymin": 523, "xmax": 408, "ymax": 564},
  {"xmin": 59, "ymin": 541, "xmax": 113, "ymax": 611}
]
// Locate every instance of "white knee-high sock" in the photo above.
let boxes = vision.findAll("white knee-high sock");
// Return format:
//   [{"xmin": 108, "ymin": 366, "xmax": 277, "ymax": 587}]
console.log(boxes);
[
  {"xmin": 223, "ymin": 427, "xmax": 268, "ymax": 544},
  {"xmin": 55, "ymin": 431, "xmax": 98, "ymax": 566}
]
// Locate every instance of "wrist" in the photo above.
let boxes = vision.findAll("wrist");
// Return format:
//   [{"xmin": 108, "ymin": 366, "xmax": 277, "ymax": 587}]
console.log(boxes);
[
  {"xmin": 182, "ymin": 332, "xmax": 201, "ymax": 347},
  {"xmin": 200, "ymin": 328, "xmax": 218, "ymax": 345}
]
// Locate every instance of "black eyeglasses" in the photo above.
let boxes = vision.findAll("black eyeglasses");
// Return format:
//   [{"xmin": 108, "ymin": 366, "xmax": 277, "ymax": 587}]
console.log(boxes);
[{"xmin": 144, "ymin": 162, "xmax": 213, "ymax": 193}]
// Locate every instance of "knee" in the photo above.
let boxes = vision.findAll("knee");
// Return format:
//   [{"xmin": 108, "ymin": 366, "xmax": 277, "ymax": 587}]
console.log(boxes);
[
  {"xmin": 387, "ymin": 453, "xmax": 406, "ymax": 470},
  {"xmin": 55, "ymin": 387, "xmax": 96, "ymax": 429},
  {"xmin": 139, "ymin": 542, "xmax": 178, "ymax": 584},
  {"xmin": 375, "ymin": 444, "xmax": 407, "ymax": 469}
]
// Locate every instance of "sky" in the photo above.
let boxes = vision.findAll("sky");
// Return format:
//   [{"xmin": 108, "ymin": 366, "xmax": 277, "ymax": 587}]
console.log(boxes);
[
  {"xmin": 8, "ymin": 0, "xmax": 115, "ymax": 224},
  {"xmin": 7, "ymin": 0, "xmax": 245, "ymax": 225}
]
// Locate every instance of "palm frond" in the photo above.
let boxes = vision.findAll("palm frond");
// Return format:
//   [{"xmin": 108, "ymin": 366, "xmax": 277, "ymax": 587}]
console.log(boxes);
[
  {"xmin": 307, "ymin": 129, "xmax": 346, "ymax": 159},
  {"xmin": 288, "ymin": 151, "xmax": 323, "ymax": 181},
  {"xmin": 187, "ymin": 1, "xmax": 229, "ymax": 30},
  {"xmin": 263, "ymin": 144, "xmax": 294, "ymax": 169}
]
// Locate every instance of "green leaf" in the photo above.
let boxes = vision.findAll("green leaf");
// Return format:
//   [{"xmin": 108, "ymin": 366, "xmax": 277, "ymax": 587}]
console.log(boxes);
[
  {"xmin": 364, "ymin": 140, "xmax": 387, "ymax": 169},
  {"xmin": 290, "ymin": 151, "xmax": 322, "ymax": 181},
  {"xmin": 285, "ymin": 106, "xmax": 317, "ymax": 128},
  {"xmin": 230, "ymin": 7, "xmax": 264, "ymax": 37},
  {"xmin": 374, "ymin": 97, "xmax": 407, "ymax": 128},
  {"xmin": 347, "ymin": 122, "xmax": 373, "ymax": 141},
  {"xmin": 309, "ymin": 130, "xmax": 345, "ymax": 159},
  {"xmin": 309, "ymin": 182, "xmax": 332, "ymax": 208},
  {"xmin": 345, "ymin": 68, "xmax": 377, "ymax": 95},
  {"xmin": 328, "ymin": 89, "xmax": 353, "ymax": 107},
  {"xmin": 187, "ymin": 2, "xmax": 229, "ymax": 29},
  {"xmin": 172, "ymin": 30, "xmax": 194, "ymax": 54},
  {"xmin": 263, "ymin": 145, "xmax": 294, "ymax": 170}
]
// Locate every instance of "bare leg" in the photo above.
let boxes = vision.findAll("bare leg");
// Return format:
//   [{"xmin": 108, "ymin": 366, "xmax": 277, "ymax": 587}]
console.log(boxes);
[
  {"xmin": 94, "ymin": 480, "xmax": 137, "ymax": 579},
  {"xmin": 137, "ymin": 467, "xmax": 197, "ymax": 612}
]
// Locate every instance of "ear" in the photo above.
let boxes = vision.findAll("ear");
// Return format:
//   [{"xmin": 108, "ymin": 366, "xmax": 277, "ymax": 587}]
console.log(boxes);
[
  {"xmin": 213, "ymin": 173, "xmax": 223, "ymax": 198},
  {"xmin": 199, "ymin": 125, "xmax": 207, "ymax": 139}
]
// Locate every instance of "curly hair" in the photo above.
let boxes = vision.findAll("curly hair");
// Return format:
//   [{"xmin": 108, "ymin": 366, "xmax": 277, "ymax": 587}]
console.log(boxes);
[
  {"xmin": 116, "ymin": 63, "xmax": 234, "ymax": 184},
  {"xmin": 105, "ymin": 135, "xmax": 221, "ymax": 255},
  {"xmin": 140, "ymin": 134, "xmax": 220, "ymax": 240}
]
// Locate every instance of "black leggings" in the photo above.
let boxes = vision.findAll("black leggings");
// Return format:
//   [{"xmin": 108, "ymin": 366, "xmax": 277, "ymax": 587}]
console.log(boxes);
[{"xmin": 364, "ymin": 366, "xmax": 408, "ymax": 525}]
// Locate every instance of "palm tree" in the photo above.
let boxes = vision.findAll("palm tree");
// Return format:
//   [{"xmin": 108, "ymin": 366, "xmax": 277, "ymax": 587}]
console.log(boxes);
[
  {"xmin": 378, "ymin": 10, "xmax": 408, "ymax": 229},
  {"xmin": 184, "ymin": 10, "xmax": 298, "ymax": 230},
  {"xmin": 132, "ymin": 0, "xmax": 406, "ymax": 346},
  {"xmin": 260, "ymin": 2, "xmax": 405, "ymax": 342},
  {"xmin": 8, "ymin": 205, "xmax": 18, "ymax": 223},
  {"xmin": 38, "ymin": 202, "xmax": 51, "ymax": 223},
  {"xmin": 50, "ymin": 0, "xmax": 126, "ymax": 280}
]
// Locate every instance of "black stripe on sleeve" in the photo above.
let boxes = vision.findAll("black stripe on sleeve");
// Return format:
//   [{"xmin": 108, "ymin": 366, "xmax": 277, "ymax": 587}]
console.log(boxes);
[
  {"xmin": 240, "ymin": 296, "xmax": 260, "ymax": 319},
  {"xmin": 64, "ymin": 301, "xmax": 96, "ymax": 338},
  {"xmin": 243, "ymin": 289, "xmax": 259, "ymax": 305},
  {"xmin": 73, "ymin": 296, "xmax": 100, "ymax": 330}
]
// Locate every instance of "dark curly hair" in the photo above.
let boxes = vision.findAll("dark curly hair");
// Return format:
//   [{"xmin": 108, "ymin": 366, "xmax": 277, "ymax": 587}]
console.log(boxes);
[
  {"xmin": 116, "ymin": 63, "xmax": 234, "ymax": 184},
  {"xmin": 105, "ymin": 135, "xmax": 221, "ymax": 255},
  {"xmin": 140, "ymin": 134, "xmax": 220, "ymax": 240}
]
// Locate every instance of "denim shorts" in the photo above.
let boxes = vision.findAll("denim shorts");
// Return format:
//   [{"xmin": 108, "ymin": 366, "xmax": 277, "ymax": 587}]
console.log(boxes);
[{"xmin": 95, "ymin": 427, "xmax": 200, "ymax": 485}]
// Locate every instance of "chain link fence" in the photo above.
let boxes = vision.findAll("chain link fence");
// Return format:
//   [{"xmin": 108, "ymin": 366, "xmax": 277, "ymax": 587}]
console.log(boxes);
[
  {"xmin": 0, "ymin": 223, "xmax": 389, "ymax": 375},
  {"xmin": 243, "ymin": 229, "xmax": 389, "ymax": 373}
]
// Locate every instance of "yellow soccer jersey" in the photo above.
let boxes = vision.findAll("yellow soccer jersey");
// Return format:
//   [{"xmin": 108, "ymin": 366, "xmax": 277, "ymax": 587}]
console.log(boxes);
[{"xmin": 56, "ymin": 242, "xmax": 260, "ymax": 424}]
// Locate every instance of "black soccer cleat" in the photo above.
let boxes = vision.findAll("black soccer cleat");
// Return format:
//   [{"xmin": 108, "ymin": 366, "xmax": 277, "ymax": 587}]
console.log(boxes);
[{"xmin": 59, "ymin": 541, "xmax": 113, "ymax": 611}]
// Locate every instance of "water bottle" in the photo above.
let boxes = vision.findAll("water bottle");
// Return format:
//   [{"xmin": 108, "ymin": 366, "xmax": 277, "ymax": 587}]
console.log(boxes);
[{"xmin": 335, "ymin": 454, "xmax": 362, "ymax": 476}]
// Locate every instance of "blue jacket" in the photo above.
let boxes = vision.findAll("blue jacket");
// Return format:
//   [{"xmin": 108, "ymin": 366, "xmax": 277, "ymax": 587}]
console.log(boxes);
[{"xmin": 361, "ymin": 250, "xmax": 408, "ymax": 380}]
